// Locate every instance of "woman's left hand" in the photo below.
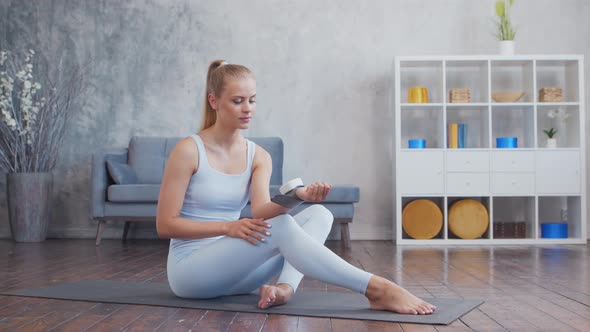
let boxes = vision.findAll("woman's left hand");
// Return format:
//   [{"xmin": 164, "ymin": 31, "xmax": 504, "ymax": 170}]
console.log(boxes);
[{"xmin": 294, "ymin": 182, "xmax": 332, "ymax": 202}]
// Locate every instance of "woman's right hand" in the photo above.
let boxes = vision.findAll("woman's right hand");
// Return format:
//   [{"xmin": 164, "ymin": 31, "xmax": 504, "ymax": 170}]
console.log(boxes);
[{"xmin": 225, "ymin": 218, "xmax": 271, "ymax": 245}]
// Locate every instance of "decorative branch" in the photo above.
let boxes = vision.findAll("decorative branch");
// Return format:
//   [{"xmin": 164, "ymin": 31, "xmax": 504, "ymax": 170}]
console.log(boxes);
[{"xmin": 0, "ymin": 49, "xmax": 89, "ymax": 173}]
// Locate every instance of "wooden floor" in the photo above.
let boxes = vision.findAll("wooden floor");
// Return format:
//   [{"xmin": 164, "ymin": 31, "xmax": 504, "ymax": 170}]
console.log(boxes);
[{"xmin": 0, "ymin": 239, "xmax": 589, "ymax": 332}]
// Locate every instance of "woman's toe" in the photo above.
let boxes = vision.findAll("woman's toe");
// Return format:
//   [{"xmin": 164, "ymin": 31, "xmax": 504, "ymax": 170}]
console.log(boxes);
[
  {"xmin": 258, "ymin": 288, "xmax": 276, "ymax": 309},
  {"xmin": 402, "ymin": 306, "xmax": 417, "ymax": 315},
  {"xmin": 420, "ymin": 303, "xmax": 431, "ymax": 314}
]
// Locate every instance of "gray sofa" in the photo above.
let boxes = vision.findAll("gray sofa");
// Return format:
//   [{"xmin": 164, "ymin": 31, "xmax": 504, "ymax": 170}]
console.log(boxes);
[{"xmin": 91, "ymin": 136, "xmax": 360, "ymax": 247}]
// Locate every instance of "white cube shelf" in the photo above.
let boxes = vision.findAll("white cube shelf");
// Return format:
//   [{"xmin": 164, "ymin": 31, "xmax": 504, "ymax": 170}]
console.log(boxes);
[{"xmin": 393, "ymin": 55, "xmax": 586, "ymax": 245}]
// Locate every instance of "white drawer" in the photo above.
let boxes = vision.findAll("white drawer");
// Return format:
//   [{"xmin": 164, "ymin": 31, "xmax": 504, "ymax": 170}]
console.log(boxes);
[
  {"xmin": 446, "ymin": 173, "xmax": 489, "ymax": 195},
  {"xmin": 446, "ymin": 151, "xmax": 489, "ymax": 172},
  {"xmin": 492, "ymin": 173, "xmax": 535, "ymax": 195},
  {"xmin": 398, "ymin": 151, "xmax": 444, "ymax": 194},
  {"xmin": 492, "ymin": 151, "xmax": 535, "ymax": 172},
  {"xmin": 536, "ymin": 151, "xmax": 580, "ymax": 194}
]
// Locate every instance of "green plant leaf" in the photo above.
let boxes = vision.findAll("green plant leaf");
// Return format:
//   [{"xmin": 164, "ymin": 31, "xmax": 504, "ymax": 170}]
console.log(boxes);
[
  {"xmin": 495, "ymin": 0, "xmax": 516, "ymax": 40},
  {"xmin": 543, "ymin": 128, "xmax": 557, "ymax": 138},
  {"xmin": 495, "ymin": 20, "xmax": 508, "ymax": 40},
  {"xmin": 496, "ymin": 0, "xmax": 505, "ymax": 18},
  {"xmin": 502, "ymin": 18, "xmax": 510, "ymax": 39}
]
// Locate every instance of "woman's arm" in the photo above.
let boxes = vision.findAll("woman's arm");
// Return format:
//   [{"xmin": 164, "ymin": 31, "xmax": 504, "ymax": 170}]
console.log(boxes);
[
  {"xmin": 249, "ymin": 146, "xmax": 332, "ymax": 220},
  {"xmin": 156, "ymin": 138, "xmax": 230, "ymax": 239},
  {"xmin": 249, "ymin": 147, "xmax": 292, "ymax": 219}
]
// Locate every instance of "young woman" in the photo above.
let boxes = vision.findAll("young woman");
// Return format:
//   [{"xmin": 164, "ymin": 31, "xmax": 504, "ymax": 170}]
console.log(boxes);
[{"xmin": 156, "ymin": 60, "xmax": 435, "ymax": 315}]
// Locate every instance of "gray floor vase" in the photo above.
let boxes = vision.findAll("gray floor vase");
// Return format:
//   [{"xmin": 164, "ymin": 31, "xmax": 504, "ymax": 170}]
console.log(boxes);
[{"xmin": 3, "ymin": 280, "xmax": 483, "ymax": 325}]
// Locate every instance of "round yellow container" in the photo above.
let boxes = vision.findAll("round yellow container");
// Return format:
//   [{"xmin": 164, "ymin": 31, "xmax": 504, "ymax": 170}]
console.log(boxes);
[
  {"xmin": 408, "ymin": 86, "xmax": 429, "ymax": 103},
  {"xmin": 402, "ymin": 199, "xmax": 443, "ymax": 239},
  {"xmin": 448, "ymin": 199, "xmax": 489, "ymax": 239}
]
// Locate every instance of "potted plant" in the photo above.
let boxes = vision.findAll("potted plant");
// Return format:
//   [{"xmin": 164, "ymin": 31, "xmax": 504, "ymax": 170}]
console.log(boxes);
[
  {"xmin": 543, "ymin": 128, "xmax": 558, "ymax": 148},
  {"xmin": 494, "ymin": 0, "xmax": 517, "ymax": 55},
  {"xmin": 545, "ymin": 108, "xmax": 569, "ymax": 147},
  {"xmin": 0, "ymin": 49, "xmax": 87, "ymax": 242}
]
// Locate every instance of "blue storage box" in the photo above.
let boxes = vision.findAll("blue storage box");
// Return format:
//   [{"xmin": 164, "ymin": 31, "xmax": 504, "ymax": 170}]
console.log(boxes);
[
  {"xmin": 496, "ymin": 137, "xmax": 518, "ymax": 148},
  {"xmin": 408, "ymin": 139, "xmax": 426, "ymax": 149},
  {"xmin": 541, "ymin": 223, "xmax": 568, "ymax": 238}
]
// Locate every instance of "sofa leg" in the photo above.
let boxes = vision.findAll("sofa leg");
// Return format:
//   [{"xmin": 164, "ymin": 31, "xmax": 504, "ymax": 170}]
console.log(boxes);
[
  {"xmin": 340, "ymin": 223, "xmax": 351, "ymax": 248},
  {"xmin": 123, "ymin": 221, "xmax": 131, "ymax": 242},
  {"xmin": 96, "ymin": 220, "xmax": 106, "ymax": 246}
]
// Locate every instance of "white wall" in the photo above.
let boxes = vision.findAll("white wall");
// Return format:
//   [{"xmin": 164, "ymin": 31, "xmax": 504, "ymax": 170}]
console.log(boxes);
[{"xmin": 0, "ymin": 0, "xmax": 588, "ymax": 240}]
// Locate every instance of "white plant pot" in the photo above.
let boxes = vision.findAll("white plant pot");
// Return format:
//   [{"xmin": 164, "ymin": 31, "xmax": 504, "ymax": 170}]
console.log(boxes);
[
  {"xmin": 499, "ymin": 40, "xmax": 515, "ymax": 55},
  {"xmin": 546, "ymin": 138, "xmax": 557, "ymax": 148}
]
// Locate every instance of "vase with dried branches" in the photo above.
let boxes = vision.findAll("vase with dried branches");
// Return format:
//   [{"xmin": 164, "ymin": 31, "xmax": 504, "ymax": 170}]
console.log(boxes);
[{"xmin": 1, "ymin": 49, "xmax": 87, "ymax": 242}]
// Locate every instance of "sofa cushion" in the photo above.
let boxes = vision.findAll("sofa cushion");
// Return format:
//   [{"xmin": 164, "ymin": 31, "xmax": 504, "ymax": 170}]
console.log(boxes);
[
  {"xmin": 104, "ymin": 202, "xmax": 354, "ymax": 220},
  {"xmin": 128, "ymin": 137, "xmax": 182, "ymax": 184},
  {"xmin": 106, "ymin": 160, "xmax": 138, "ymax": 185},
  {"xmin": 126, "ymin": 136, "xmax": 283, "ymax": 185},
  {"xmin": 248, "ymin": 137, "xmax": 283, "ymax": 185},
  {"xmin": 104, "ymin": 202, "xmax": 157, "ymax": 218},
  {"xmin": 108, "ymin": 184, "xmax": 160, "ymax": 202},
  {"xmin": 108, "ymin": 184, "xmax": 359, "ymax": 204}
]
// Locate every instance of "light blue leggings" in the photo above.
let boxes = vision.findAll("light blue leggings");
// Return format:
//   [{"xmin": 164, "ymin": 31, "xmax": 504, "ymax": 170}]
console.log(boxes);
[{"xmin": 167, "ymin": 205, "xmax": 373, "ymax": 299}]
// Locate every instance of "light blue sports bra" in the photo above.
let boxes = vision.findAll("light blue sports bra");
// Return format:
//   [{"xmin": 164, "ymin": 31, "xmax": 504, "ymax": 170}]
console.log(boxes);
[{"xmin": 169, "ymin": 134, "xmax": 255, "ymax": 259}]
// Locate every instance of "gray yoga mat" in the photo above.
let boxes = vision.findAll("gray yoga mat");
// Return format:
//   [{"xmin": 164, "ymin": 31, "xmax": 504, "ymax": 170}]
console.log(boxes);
[{"xmin": 3, "ymin": 280, "xmax": 483, "ymax": 325}]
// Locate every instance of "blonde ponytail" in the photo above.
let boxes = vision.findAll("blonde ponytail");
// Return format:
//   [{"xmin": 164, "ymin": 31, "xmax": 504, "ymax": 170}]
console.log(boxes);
[{"xmin": 200, "ymin": 60, "xmax": 254, "ymax": 131}]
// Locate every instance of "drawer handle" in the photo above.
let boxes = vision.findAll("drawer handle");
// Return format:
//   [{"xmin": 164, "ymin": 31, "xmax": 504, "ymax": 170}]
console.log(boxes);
[
  {"xmin": 466, "ymin": 181, "xmax": 471, "ymax": 186},
  {"xmin": 511, "ymin": 181, "xmax": 517, "ymax": 186},
  {"xmin": 465, "ymin": 161, "xmax": 471, "ymax": 165}
]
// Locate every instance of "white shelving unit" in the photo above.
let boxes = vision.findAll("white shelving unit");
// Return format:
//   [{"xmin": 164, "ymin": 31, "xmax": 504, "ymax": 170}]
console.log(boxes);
[{"xmin": 393, "ymin": 55, "xmax": 586, "ymax": 245}]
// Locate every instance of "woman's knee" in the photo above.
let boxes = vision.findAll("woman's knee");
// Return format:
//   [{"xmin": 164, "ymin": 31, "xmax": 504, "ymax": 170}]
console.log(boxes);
[
  {"xmin": 306, "ymin": 204, "xmax": 334, "ymax": 226},
  {"xmin": 268, "ymin": 213, "xmax": 297, "ymax": 227},
  {"xmin": 267, "ymin": 214, "xmax": 300, "ymax": 236}
]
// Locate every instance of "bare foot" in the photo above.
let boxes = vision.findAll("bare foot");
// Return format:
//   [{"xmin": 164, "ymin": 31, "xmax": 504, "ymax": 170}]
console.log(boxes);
[
  {"xmin": 365, "ymin": 275, "xmax": 436, "ymax": 315},
  {"xmin": 257, "ymin": 283, "xmax": 294, "ymax": 309}
]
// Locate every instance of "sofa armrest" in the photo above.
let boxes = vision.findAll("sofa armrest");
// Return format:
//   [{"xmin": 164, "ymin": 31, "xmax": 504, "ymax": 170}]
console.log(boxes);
[{"xmin": 90, "ymin": 148, "xmax": 128, "ymax": 218}]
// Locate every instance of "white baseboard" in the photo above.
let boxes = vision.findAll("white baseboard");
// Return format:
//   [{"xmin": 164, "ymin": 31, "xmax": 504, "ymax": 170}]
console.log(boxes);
[
  {"xmin": 350, "ymin": 226, "xmax": 393, "ymax": 240},
  {"xmin": 326, "ymin": 224, "xmax": 392, "ymax": 241}
]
